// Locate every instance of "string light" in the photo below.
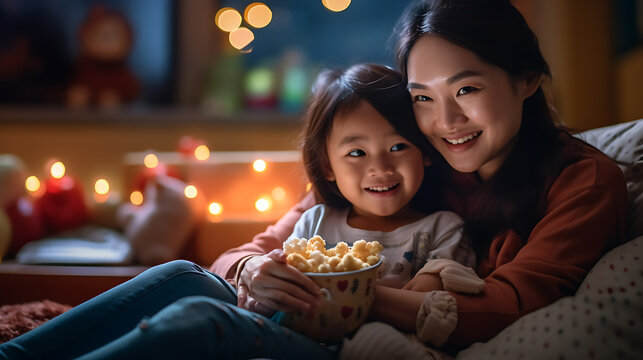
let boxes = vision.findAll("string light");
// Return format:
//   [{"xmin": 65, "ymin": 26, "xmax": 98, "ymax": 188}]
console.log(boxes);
[
  {"xmin": 322, "ymin": 0, "xmax": 351, "ymax": 12},
  {"xmin": 94, "ymin": 179, "xmax": 110, "ymax": 195},
  {"xmin": 244, "ymin": 2, "xmax": 272, "ymax": 28},
  {"xmin": 252, "ymin": 159, "xmax": 267, "ymax": 172},
  {"xmin": 184, "ymin": 185, "xmax": 198, "ymax": 199},
  {"xmin": 50, "ymin": 161, "xmax": 65, "ymax": 179},
  {"xmin": 208, "ymin": 202, "xmax": 223, "ymax": 215},
  {"xmin": 255, "ymin": 196, "xmax": 272, "ymax": 212},
  {"xmin": 130, "ymin": 191, "xmax": 144, "ymax": 205},
  {"xmin": 216, "ymin": 7, "xmax": 242, "ymax": 32},
  {"xmin": 25, "ymin": 176, "xmax": 41, "ymax": 192},
  {"xmin": 194, "ymin": 144, "xmax": 210, "ymax": 161},
  {"xmin": 229, "ymin": 27, "xmax": 254, "ymax": 50},
  {"xmin": 143, "ymin": 153, "xmax": 159, "ymax": 169},
  {"xmin": 271, "ymin": 187, "xmax": 286, "ymax": 201}
]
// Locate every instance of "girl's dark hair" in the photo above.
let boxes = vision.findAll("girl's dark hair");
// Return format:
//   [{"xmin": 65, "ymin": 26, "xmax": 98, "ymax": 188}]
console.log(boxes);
[
  {"xmin": 300, "ymin": 63, "xmax": 443, "ymax": 211},
  {"xmin": 393, "ymin": 0, "xmax": 579, "ymax": 253}
]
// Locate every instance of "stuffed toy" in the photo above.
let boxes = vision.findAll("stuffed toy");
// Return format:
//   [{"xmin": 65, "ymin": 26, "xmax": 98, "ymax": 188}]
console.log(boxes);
[
  {"xmin": 0, "ymin": 154, "xmax": 44, "ymax": 258},
  {"xmin": 66, "ymin": 5, "xmax": 140, "ymax": 109},
  {"xmin": 117, "ymin": 175, "xmax": 203, "ymax": 266}
]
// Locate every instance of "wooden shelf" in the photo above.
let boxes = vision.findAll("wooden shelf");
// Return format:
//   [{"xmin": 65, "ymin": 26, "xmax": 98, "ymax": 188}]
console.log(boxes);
[{"xmin": 0, "ymin": 262, "xmax": 148, "ymax": 306}]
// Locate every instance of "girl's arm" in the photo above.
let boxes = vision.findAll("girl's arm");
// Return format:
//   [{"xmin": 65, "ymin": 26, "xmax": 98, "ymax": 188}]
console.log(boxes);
[{"xmin": 370, "ymin": 285, "xmax": 426, "ymax": 331}]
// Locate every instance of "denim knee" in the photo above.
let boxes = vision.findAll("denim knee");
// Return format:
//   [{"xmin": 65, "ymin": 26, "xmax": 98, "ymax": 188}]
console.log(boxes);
[{"xmin": 150, "ymin": 260, "xmax": 204, "ymax": 276}]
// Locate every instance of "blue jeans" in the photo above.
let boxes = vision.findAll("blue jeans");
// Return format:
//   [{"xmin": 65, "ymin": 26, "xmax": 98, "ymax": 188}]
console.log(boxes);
[{"xmin": 0, "ymin": 260, "xmax": 336, "ymax": 360}]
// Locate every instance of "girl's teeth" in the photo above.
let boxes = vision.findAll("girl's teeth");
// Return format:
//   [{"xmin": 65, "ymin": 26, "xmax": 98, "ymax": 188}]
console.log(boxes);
[
  {"xmin": 446, "ymin": 131, "xmax": 481, "ymax": 145},
  {"xmin": 368, "ymin": 184, "xmax": 397, "ymax": 192}
]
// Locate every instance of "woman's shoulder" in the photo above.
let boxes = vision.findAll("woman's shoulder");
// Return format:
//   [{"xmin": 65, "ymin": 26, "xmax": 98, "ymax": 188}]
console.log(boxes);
[{"xmin": 548, "ymin": 139, "xmax": 626, "ymax": 202}]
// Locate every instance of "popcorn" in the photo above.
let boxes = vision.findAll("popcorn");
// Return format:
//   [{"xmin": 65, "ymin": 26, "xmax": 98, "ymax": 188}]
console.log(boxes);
[{"xmin": 283, "ymin": 235, "xmax": 382, "ymax": 273}]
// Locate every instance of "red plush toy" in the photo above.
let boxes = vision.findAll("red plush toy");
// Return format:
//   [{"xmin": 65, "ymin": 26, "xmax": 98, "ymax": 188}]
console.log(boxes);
[{"xmin": 66, "ymin": 5, "xmax": 140, "ymax": 109}]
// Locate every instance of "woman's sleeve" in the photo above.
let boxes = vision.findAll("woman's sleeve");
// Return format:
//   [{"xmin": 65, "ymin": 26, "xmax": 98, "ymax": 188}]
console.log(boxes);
[
  {"xmin": 447, "ymin": 154, "xmax": 628, "ymax": 347},
  {"xmin": 208, "ymin": 192, "xmax": 316, "ymax": 282}
]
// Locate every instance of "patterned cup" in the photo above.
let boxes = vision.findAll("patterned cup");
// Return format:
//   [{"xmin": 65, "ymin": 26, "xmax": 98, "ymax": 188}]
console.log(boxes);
[{"xmin": 282, "ymin": 260, "xmax": 381, "ymax": 343}]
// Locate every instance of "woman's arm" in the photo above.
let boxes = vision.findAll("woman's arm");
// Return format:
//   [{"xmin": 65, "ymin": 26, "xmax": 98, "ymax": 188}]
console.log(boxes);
[
  {"xmin": 209, "ymin": 192, "xmax": 316, "ymax": 282},
  {"xmin": 448, "ymin": 151, "xmax": 627, "ymax": 347}
]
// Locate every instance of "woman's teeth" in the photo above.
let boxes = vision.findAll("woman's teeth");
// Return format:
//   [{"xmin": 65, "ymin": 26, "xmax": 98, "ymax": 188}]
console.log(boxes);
[{"xmin": 445, "ymin": 131, "xmax": 481, "ymax": 145}]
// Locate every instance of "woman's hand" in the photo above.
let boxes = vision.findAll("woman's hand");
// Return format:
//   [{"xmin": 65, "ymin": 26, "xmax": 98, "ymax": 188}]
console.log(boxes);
[{"xmin": 237, "ymin": 249, "xmax": 321, "ymax": 315}]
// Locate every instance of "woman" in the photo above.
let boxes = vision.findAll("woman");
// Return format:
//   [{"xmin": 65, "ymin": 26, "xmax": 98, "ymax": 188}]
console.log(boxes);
[{"xmin": 216, "ymin": 0, "xmax": 627, "ymax": 350}]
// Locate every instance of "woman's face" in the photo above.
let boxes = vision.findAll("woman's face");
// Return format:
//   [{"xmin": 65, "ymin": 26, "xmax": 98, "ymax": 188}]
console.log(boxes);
[{"xmin": 406, "ymin": 35, "xmax": 536, "ymax": 179}]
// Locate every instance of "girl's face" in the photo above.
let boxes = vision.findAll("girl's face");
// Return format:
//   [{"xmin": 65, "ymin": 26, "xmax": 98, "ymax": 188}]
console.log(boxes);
[
  {"xmin": 406, "ymin": 35, "xmax": 538, "ymax": 180},
  {"xmin": 325, "ymin": 100, "xmax": 427, "ymax": 219}
]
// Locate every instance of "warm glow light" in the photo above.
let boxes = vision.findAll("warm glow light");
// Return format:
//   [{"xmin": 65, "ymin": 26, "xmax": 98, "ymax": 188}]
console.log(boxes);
[
  {"xmin": 25, "ymin": 176, "xmax": 41, "ymax": 192},
  {"xmin": 144, "ymin": 153, "xmax": 159, "ymax": 169},
  {"xmin": 184, "ymin": 185, "xmax": 198, "ymax": 199},
  {"xmin": 130, "ymin": 191, "xmax": 144, "ymax": 205},
  {"xmin": 244, "ymin": 2, "xmax": 272, "ymax": 28},
  {"xmin": 208, "ymin": 202, "xmax": 223, "ymax": 215},
  {"xmin": 271, "ymin": 187, "xmax": 286, "ymax": 201},
  {"xmin": 216, "ymin": 7, "xmax": 242, "ymax": 32},
  {"xmin": 94, "ymin": 179, "xmax": 110, "ymax": 195},
  {"xmin": 50, "ymin": 161, "xmax": 65, "ymax": 179},
  {"xmin": 255, "ymin": 197, "xmax": 272, "ymax": 212},
  {"xmin": 229, "ymin": 27, "xmax": 254, "ymax": 50},
  {"xmin": 322, "ymin": 0, "xmax": 351, "ymax": 12},
  {"xmin": 306, "ymin": 182, "xmax": 313, "ymax": 192},
  {"xmin": 252, "ymin": 159, "xmax": 267, "ymax": 172},
  {"xmin": 194, "ymin": 144, "xmax": 210, "ymax": 161}
]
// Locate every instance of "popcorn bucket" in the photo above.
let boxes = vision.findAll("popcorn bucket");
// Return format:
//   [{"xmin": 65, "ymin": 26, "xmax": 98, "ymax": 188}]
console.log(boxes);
[{"xmin": 282, "ymin": 260, "xmax": 381, "ymax": 343}]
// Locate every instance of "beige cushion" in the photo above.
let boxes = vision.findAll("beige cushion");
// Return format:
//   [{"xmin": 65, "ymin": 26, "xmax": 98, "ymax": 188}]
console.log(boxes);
[{"xmin": 457, "ymin": 235, "xmax": 643, "ymax": 360}]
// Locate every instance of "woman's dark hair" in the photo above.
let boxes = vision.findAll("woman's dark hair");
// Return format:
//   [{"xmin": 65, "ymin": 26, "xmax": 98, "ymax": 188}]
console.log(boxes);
[
  {"xmin": 300, "ymin": 63, "xmax": 442, "ymax": 211},
  {"xmin": 393, "ymin": 0, "xmax": 578, "ymax": 254}
]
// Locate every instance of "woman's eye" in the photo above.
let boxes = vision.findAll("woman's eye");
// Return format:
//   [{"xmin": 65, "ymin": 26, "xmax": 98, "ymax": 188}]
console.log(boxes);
[
  {"xmin": 348, "ymin": 149, "xmax": 366, "ymax": 157},
  {"xmin": 457, "ymin": 86, "xmax": 478, "ymax": 95},
  {"xmin": 413, "ymin": 94, "xmax": 431, "ymax": 102},
  {"xmin": 391, "ymin": 143, "xmax": 409, "ymax": 152}
]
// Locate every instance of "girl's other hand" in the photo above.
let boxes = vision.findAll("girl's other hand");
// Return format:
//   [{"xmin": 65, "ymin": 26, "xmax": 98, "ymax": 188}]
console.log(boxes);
[{"xmin": 238, "ymin": 249, "xmax": 321, "ymax": 314}]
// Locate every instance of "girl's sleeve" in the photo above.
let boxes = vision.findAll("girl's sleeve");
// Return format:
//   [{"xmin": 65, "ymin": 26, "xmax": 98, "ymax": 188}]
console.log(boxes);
[
  {"xmin": 421, "ymin": 211, "xmax": 475, "ymax": 269},
  {"xmin": 209, "ymin": 192, "xmax": 316, "ymax": 282},
  {"xmin": 446, "ymin": 154, "xmax": 628, "ymax": 348}
]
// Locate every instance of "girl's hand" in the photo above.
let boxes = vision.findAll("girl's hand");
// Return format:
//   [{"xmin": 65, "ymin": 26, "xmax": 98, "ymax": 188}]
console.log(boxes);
[
  {"xmin": 237, "ymin": 249, "xmax": 321, "ymax": 314},
  {"xmin": 402, "ymin": 272, "xmax": 443, "ymax": 292}
]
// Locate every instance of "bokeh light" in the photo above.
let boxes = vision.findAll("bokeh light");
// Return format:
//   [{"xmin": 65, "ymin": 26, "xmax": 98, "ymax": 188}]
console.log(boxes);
[
  {"xmin": 130, "ymin": 191, "xmax": 144, "ymax": 205},
  {"xmin": 25, "ymin": 176, "xmax": 41, "ymax": 193},
  {"xmin": 216, "ymin": 7, "xmax": 242, "ymax": 32},
  {"xmin": 144, "ymin": 153, "xmax": 159, "ymax": 169},
  {"xmin": 244, "ymin": 3, "xmax": 272, "ymax": 28},
  {"xmin": 50, "ymin": 161, "xmax": 65, "ymax": 179},
  {"xmin": 252, "ymin": 159, "xmax": 267, "ymax": 172},
  {"xmin": 255, "ymin": 197, "xmax": 272, "ymax": 212},
  {"xmin": 229, "ymin": 27, "xmax": 254, "ymax": 50},
  {"xmin": 322, "ymin": 0, "xmax": 351, "ymax": 12},
  {"xmin": 184, "ymin": 185, "xmax": 198, "ymax": 199},
  {"xmin": 208, "ymin": 202, "xmax": 223, "ymax": 215},
  {"xmin": 94, "ymin": 179, "xmax": 110, "ymax": 195},
  {"xmin": 194, "ymin": 144, "xmax": 210, "ymax": 161},
  {"xmin": 271, "ymin": 187, "xmax": 286, "ymax": 201}
]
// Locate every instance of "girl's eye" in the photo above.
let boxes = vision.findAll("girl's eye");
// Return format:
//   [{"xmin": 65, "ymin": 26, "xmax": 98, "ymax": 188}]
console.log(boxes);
[
  {"xmin": 413, "ymin": 94, "xmax": 432, "ymax": 102},
  {"xmin": 390, "ymin": 143, "xmax": 409, "ymax": 152},
  {"xmin": 348, "ymin": 149, "xmax": 366, "ymax": 157},
  {"xmin": 457, "ymin": 86, "xmax": 478, "ymax": 95}
]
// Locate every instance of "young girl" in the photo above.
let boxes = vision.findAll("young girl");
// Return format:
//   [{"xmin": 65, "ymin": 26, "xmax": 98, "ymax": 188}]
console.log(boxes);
[{"xmin": 238, "ymin": 63, "xmax": 481, "ymax": 319}]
